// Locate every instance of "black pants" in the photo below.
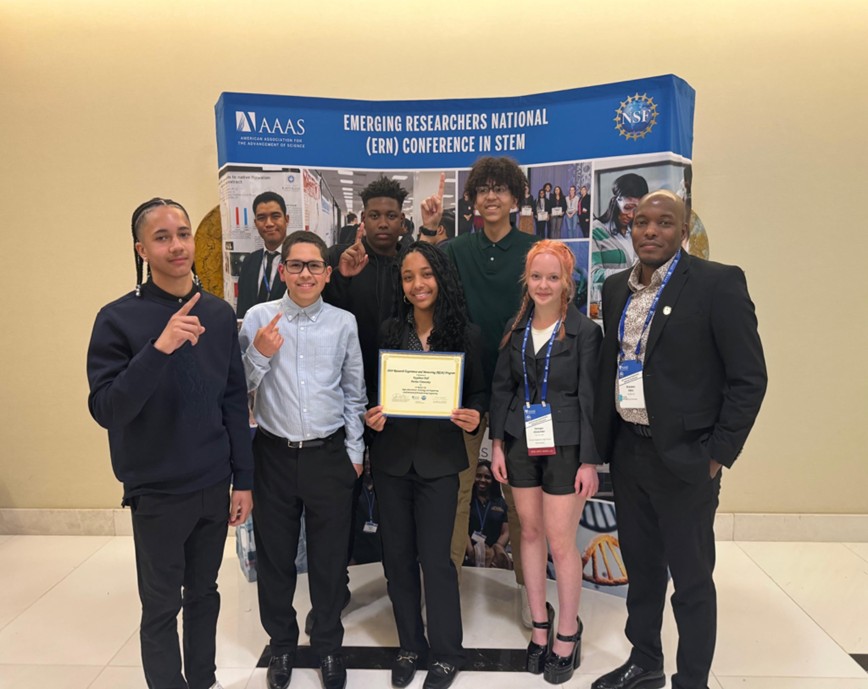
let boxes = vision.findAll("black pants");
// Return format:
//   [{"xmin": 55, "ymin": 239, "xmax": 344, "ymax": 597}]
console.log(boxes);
[
  {"xmin": 610, "ymin": 423, "xmax": 720, "ymax": 689},
  {"xmin": 375, "ymin": 468, "xmax": 465, "ymax": 667},
  {"xmin": 130, "ymin": 480, "xmax": 229, "ymax": 689},
  {"xmin": 253, "ymin": 428, "xmax": 356, "ymax": 657}
]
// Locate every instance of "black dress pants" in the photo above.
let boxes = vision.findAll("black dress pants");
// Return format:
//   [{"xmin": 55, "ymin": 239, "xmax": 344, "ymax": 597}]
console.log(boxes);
[
  {"xmin": 610, "ymin": 422, "xmax": 720, "ymax": 689},
  {"xmin": 130, "ymin": 480, "xmax": 229, "ymax": 689},
  {"xmin": 253, "ymin": 428, "xmax": 356, "ymax": 658},
  {"xmin": 375, "ymin": 468, "xmax": 465, "ymax": 667}
]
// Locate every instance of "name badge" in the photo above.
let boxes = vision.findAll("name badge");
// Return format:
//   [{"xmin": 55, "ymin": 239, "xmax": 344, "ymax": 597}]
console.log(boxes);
[
  {"xmin": 471, "ymin": 531, "xmax": 486, "ymax": 544},
  {"xmin": 524, "ymin": 403, "xmax": 556, "ymax": 456},
  {"xmin": 618, "ymin": 360, "xmax": 645, "ymax": 409},
  {"xmin": 363, "ymin": 521, "xmax": 378, "ymax": 534}
]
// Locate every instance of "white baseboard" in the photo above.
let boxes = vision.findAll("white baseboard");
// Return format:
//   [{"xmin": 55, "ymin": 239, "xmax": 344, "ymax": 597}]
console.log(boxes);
[{"xmin": 1, "ymin": 508, "xmax": 867, "ymax": 542}]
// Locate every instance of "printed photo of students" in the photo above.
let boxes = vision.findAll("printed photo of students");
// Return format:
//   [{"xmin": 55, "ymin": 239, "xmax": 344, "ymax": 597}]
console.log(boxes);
[
  {"xmin": 548, "ymin": 186, "xmax": 567, "ymax": 239},
  {"xmin": 564, "ymin": 185, "xmax": 580, "ymax": 238},
  {"xmin": 490, "ymin": 240, "xmax": 602, "ymax": 685},
  {"xmin": 518, "ymin": 184, "xmax": 536, "ymax": 235},
  {"xmin": 535, "ymin": 188, "xmax": 551, "ymax": 238},
  {"xmin": 87, "ymin": 198, "xmax": 253, "ymax": 689},
  {"xmin": 364, "ymin": 240, "xmax": 487, "ymax": 689}
]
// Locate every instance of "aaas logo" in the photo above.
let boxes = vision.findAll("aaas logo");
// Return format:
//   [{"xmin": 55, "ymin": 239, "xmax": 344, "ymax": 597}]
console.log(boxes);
[
  {"xmin": 235, "ymin": 111, "xmax": 306, "ymax": 136},
  {"xmin": 614, "ymin": 93, "xmax": 658, "ymax": 141}
]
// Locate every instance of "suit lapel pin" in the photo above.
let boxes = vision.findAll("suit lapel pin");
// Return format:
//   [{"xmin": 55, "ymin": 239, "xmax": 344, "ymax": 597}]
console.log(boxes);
[{"xmin": 663, "ymin": 306, "xmax": 672, "ymax": 315}]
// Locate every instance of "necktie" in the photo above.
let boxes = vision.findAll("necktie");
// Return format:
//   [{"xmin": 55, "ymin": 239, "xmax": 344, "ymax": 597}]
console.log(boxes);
[{"xmin": 258, "ymin": 251, "xmax": 277, "ymax": 302}]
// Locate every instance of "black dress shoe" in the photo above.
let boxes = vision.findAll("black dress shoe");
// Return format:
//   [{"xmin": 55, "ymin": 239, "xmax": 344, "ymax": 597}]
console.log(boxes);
[
  {"xmin": 422, "ymin": 661, "xmax": 458, "ymax": 689},
  {"xmin": 391, "ymin": 649, "xmax": 420, "ymax": 687},
  {"xmin": 591, "ymin": 660, "xmax": 665, "ymax": 689},
  {"xmin": 266, "ymin": 652, "xmax": 294, "ymax": 689},
  {"xmin": 320, "ymin": 653, "xmax": 347, "ymax": 689}
]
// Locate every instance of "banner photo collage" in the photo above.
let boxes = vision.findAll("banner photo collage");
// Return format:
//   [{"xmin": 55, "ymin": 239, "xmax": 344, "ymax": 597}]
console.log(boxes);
[{"xmin": 215, "ymin": 74, "xmax": 695, "ymax": 319}]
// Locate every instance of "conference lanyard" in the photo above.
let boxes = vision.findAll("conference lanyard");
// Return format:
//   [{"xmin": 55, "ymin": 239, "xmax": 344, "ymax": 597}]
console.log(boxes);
[
  {"xmin": 363, "ymin": 486, "xmax": 375, "ymax": 522},
  {"xmin": 474, "ymin": 498, "xmax": 492, "ymax": 533},
  {"xmin": 521, "ymin": 309, "xmax": 561, "ymax": 408},
  {"xmin": 618, "ymin": 250, "xmax": 681, "ymax": 361}
]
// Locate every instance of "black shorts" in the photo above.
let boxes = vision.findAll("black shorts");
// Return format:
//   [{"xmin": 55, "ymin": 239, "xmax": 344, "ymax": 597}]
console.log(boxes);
[{"xmin": 505, "ymin": 433, "xmax": 580, "ymax": 495}]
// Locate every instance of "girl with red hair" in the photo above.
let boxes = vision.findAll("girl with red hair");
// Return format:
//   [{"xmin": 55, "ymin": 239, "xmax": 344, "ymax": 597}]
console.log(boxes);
[{"xmin": 489, "ymin": 240, "xmax": 602, "ymax": 684}]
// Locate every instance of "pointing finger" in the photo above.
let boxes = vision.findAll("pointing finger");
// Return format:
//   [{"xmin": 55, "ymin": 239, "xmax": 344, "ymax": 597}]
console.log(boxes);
[
  {"xmin": 355, "ymin": 223, "xmax": 365, "ymax": 244},
  {"xmin": 268, "ymin": 312, "xmax": 282, "ymax": 330},
  {"xmin": 437, "ymin": 171, "xmax": 446, "ymax": 199},
  {"xmin": 176, "ymin": 291, "xmax": 201, "ymax": 316}
]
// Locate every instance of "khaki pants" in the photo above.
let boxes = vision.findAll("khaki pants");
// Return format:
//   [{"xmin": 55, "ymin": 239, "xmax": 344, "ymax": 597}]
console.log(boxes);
[{"xmin": 449, "ymin": 413, "xmax": 524, "ymax": 585}]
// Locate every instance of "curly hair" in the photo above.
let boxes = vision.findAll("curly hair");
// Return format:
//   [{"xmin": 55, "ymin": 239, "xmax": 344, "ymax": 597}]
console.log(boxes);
[
  {"xmin": 500, "ymin": 240, "xmax": 576, "ymax": 348},
  {"xmin": 131, "ymin": 197, "xmax": 198, "ymax": 296},
  {"xmin": 382, "ymin": 241, "xmax": 470, "ymax": 353},
  {"xmin": 464, "ymin": 157, "xmax": 527, "ymax": 204},
  {"xmin": 360, "ymin": 176, "xmax": 408, "ymax": 208}
]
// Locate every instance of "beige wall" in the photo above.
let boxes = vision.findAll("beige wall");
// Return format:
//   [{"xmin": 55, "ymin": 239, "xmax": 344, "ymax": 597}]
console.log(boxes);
[{"xmin": 1, "ymin": 1, "xmax": 865, "ymax": 513}]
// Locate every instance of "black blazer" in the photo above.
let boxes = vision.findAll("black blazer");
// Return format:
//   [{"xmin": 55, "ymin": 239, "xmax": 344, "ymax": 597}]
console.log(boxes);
[
  {"xmin": 593, "ymin": 253, "xmax": 768, "ymax": 483},
  {"xmin": 236, "ymin": 249, "xmax": 286, "ymax": 318},
  {"xmin": 369, "ymin": 321, "xmax": 488, "ymax": 479},
  {"xmin": 490, "ymin": 304, "xmax": 602, "ymax": 463}
]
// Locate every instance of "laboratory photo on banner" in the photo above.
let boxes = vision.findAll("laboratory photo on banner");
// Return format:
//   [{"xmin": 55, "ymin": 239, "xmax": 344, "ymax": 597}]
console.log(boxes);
[
  {"xmin": 527, "ymin": 161, "xmax": 593, "ymax": 240},
  {"xmin": 589, "ymin": 157, "xmax": 689, "ymax": 312}
]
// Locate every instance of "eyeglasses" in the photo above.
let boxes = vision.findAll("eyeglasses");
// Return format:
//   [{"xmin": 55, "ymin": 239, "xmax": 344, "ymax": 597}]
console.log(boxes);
[
  {"xmin": 283, "ymin": 259, "xmax": 327, "ymax": 275},
  {"xmin": 476, "ymin": 184, "xmax": 511, "ymax": 197}
]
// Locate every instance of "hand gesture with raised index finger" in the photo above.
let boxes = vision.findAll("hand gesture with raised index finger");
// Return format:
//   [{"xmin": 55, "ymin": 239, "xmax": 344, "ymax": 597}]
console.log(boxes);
[
  {"xmin": 338, "ymin": 223, "xmax": 370, "ymax": 277},
  {"xmin": 252, "ymin": 312, "xmax": 284, "ymax": 357},
  {"xmin": 420, "ymin": 172, "xmax": 446, "ymax": 231},
  {"xmin": 154, "ymin": 292, "xmax": 206, "ymax": 354}
]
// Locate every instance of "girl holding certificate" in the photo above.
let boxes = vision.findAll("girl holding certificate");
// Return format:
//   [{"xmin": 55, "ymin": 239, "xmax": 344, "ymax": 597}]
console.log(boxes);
[
  {"xmin": 364, "ymin": 241, "xmax": 487, "ymax": 689},
  {"xmin": 489, "ymin": 240, "xmax": 602, "ymax": 685}
]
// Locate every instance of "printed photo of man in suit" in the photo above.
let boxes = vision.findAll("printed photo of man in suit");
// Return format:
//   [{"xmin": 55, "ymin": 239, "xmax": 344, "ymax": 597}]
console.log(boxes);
[
  {"xmin": 236, "ymin": 191, "xmax": 289, "ymax": 318},
  {"xmin": 592, "ymin": 190, "xmax": 767, "ymax": 689}
]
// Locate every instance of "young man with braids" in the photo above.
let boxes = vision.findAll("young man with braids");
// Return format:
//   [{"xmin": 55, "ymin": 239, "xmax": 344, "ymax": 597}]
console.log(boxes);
[
  {"xmin": 87, "ymin": 198, "xmax": 253, "ymax": 689},
  {"xmin": 419, "ymin": 157, "xmax": 538, "ymax": 626}
]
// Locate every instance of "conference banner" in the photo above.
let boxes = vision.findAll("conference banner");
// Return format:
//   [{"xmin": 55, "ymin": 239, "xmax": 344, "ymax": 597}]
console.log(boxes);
[
  {"xmin": 215, "ymin": 75, "xmax": 695, "ymax": 587},
  {"xmin": 214, "ymin": 74, "xmax": 695, "ymax": 314}
]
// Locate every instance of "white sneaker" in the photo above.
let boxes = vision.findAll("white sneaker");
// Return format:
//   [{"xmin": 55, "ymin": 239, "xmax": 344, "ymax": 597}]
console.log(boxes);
[{"xmin": 519, "ymin": 584, "xmax": 532, "ymax": 629}]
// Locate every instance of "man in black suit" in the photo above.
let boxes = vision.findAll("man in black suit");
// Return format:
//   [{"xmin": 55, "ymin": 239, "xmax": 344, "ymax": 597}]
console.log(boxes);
[
  {"xmin": 592, "ymin": 191, "xmax": 767, "ymax": 689},
  {"xmin": 235, "ymin": 191, "xmax": 289, "ymax": 318}
]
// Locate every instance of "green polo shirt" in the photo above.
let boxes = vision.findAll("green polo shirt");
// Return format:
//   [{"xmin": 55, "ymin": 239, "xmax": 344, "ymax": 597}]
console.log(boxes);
[{"xmin": 445, "ymin": 227, "xmax": 538, "ymax": 389}]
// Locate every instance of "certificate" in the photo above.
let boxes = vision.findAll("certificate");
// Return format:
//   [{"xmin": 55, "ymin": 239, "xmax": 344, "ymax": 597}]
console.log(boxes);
[{"xmin": 378, "ymin": 350, "xmax": 464, "ymax": 418}]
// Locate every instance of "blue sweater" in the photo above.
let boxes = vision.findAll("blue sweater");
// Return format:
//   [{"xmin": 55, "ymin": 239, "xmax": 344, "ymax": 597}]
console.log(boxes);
[{"xmin": 87, "ymin": 282, "xmax": 254, "ymax": 498}]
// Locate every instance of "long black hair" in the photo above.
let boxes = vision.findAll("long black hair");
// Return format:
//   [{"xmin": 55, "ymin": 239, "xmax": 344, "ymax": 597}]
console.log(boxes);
[
  {"xmin": 382, "ymin": 241, "xmax": 470, "ymax": 353},
  {"xmin": 131, "ymin": 197, "xmax": 199, "ymax": 295}
]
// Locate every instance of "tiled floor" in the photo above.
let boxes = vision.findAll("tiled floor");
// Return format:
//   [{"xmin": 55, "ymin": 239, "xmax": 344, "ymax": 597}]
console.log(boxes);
[{"xmin": 0, "ymin": 536, "xmax": 865, "ymax": 688}]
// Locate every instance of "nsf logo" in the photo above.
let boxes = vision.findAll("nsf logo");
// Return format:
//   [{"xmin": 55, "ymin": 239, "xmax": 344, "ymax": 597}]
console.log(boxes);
[{"xmin": 614, "ymin": 93, "xmax": 658, "ymax": 141}]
